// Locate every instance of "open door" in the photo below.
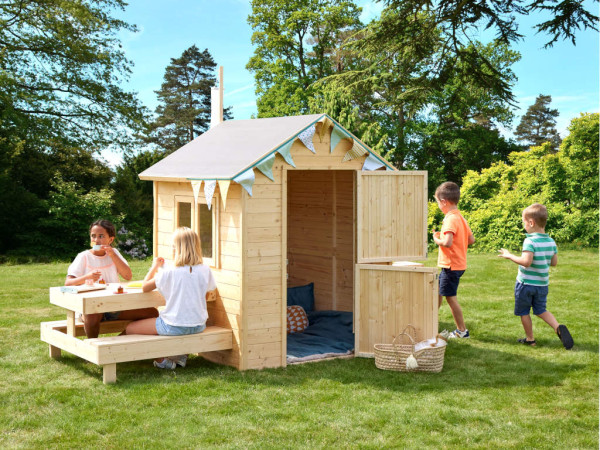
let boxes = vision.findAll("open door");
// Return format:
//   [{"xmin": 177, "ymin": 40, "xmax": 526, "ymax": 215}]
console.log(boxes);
[
  {"xmin": 354, "ymin": 171, "xmax": 437, "ymax": 356},
  {"xmin": 356, "ymin": 171, "xmax": 428, "ymax": 263}
]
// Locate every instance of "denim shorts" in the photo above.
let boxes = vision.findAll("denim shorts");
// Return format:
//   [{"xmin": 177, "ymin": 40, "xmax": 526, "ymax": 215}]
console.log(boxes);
[
  {"xmin": 514, "ymin": 281, "xmax": 548, "ymax": 316},
  {"xmin": 155, "ymin": 316, "xmax": 206, "ymax": 336},
  {"xmin": 439, "ymin": 268, "xmax": 465, "ymax": 297},
  {"xmin": 103, "ymin": 311, "xmax": 121, "ymax": 321}
]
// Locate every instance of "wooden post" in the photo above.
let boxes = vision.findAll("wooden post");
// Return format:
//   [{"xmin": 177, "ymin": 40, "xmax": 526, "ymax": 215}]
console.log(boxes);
[
  {"xmin": 103, "ymin": 364, "xmax": 117, "ymax": 384},
  {"xmin": 49, "ymin": 345, "xmax": 61, "ymax": 359},
  {"xmin": 66, "ymin": 310, "xmax": 76, "ymax": 336}
]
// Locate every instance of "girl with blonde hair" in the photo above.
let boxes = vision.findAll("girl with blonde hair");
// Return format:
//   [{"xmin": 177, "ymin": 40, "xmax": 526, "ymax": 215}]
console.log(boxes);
[{"xmin": 126, "ymin": 227, "xmax": 218, "ymax": 369}]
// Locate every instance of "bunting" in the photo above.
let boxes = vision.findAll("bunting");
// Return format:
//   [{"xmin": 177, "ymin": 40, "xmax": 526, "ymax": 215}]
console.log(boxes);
[
  {"xmin": 204, "ymin": 180, "xmax": 217, "ymax": 210},
  {"xmin": 362, "ymin": 153, "xmax": 386, "ymax": 171},
  {"xmin": 191, "ymin": 180, "xmax": 203, "ymax": 204},
  {"xmin": 256, "ymin": 153, "xmax": 276, "ymax": 181},
  {"xmin": 277, "ymin": 140, "xmax": 296, "ymax": 168},
  {"xmin": 330, "ymin": 125, "xmax": 347, "ymax": 153},
  {"xmin": 318, "ymin": 117, "xmax": 333, "ymax": 143},
  {"xmin": 298, "ymin": 124, "xmax": 316, "ymax": 153},
  {"xmin": 342, "ymin": 139, "xmax": 368, "ymax": 162},
  {"xmin": 218, "ymin": 180, "xmax": 231, "ymax": 210},
  {"xmin": 233, "ymin": 168, "xmax": 255, "ymax": 196}
]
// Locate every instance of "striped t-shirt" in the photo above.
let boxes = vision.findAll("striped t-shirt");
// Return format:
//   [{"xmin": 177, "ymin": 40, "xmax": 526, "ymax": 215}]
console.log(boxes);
[{"xmin": 517, "ymin": 233, "xmax": 557, "ymax": 286}]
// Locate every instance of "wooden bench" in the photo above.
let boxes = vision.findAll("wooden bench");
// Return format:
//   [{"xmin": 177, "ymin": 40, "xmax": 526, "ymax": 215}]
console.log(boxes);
[{"xmin": 41, "ymin": 320, "xmax": 233, "ymax": 383}]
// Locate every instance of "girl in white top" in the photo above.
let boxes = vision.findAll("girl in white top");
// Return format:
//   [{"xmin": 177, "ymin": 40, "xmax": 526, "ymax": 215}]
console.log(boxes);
[
  {"xmin": 65, "ymin": 220, "xmax": 158, "ymax": 338},
  {"xmin": 126, "ymin": 227, "xmax": 218, "ymax": 370}
]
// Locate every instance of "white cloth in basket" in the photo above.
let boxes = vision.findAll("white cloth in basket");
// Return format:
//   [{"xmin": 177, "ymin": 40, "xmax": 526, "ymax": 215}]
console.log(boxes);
[{"xmin": 413, "ymin": 337, "xmax": 447, "ymax": 353}]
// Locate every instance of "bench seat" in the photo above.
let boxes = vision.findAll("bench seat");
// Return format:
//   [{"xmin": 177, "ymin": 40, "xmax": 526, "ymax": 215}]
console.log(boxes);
[{"xmin": 40, "ymin": 320, "xmax": 233, "ymax": 383}]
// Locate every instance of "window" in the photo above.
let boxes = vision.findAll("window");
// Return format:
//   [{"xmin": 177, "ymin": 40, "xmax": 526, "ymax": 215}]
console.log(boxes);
[
  {"xmin": 177, "ymin": 202, "xmax": 192, "ymax": 228},
  {"xmin": 174, "ymin": 194, "xmax": 219, "ymax": 268}
]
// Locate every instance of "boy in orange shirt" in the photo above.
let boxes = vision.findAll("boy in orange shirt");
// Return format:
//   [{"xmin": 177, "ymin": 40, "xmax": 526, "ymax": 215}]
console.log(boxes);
[{"xmin": 432, "ymin": 182, "xmax": 475, "ymax": 338}]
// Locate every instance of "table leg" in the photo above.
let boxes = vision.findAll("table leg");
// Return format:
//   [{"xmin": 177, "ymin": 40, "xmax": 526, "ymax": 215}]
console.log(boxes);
[
  {"xmin": 49, "ymin": 344, "xmax": 61, "ymax": 358},
  {"xmin": 103, "ymin": 364, "xmax": 117, "ymax": 384},
  {"xmin": 66, "ymin": 310, "xmax": 76, "ymax": 336}
]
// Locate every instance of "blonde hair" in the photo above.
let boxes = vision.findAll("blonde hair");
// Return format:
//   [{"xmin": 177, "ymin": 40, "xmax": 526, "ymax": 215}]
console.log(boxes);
[
  {"xmin": 173, "ymin": 227, "xmax": 203, "ymax": 267},
  {"xmin": 523, "ymin": 203, "xmax": 548, "ymax": 228}
]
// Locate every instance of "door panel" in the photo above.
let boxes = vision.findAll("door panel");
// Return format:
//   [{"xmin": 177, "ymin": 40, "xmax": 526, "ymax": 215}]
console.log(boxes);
[
  {"xmin": 354, "ymin": 264, "xmax": 438, "ymax": 357},
  {"xmin": 356, "ymin": 171, "xmax": 427, "ymax": 263}
]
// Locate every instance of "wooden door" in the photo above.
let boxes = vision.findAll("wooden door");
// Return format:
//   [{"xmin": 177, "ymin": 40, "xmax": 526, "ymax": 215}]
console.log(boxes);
[
  {"xmin": 354, "ymin": 264, "xmax": 438, "ymax": 357},
  {"xmin": 356, "ymin": 171, "xmax": 428, "ymax": 263}
]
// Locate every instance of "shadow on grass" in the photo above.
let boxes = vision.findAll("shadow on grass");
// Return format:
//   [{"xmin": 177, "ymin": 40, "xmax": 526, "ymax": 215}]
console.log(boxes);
[{"xmin": 55, "ymin": 339, "xmax": 587, "ymax": 392}]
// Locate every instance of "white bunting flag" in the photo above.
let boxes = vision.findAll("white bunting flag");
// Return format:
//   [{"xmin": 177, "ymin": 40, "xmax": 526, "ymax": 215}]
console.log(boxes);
[
  {"xmin": 298, "ymin": 124, "xmax": 316, "ymax": 153},
  {"xmin": 256, "ymin": 153, "xmax": 276, "ymax": 181},
  {"xmin": 204, "ymin": 180, "xmax": 217, "ymax": 210},
  {"xmin": 191, "ymin": 180, "xmax": 203, "ymax": 204},
  {"xmin": 362, "ymin": 153, "xmax": 386, "ymax": 171},
  {"xmin": 233, "ymin": 168, "xmax": 255, "ymax": 196},
  {"xmin": 218, "ymin": 180, "xmax": 231, "ymax": 210}
]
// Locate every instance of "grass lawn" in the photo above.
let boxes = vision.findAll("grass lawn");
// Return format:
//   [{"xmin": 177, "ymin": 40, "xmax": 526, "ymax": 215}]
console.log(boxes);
[{"xmin": 0, "ymin": 250, "xmax": 597, "ymax": 448}]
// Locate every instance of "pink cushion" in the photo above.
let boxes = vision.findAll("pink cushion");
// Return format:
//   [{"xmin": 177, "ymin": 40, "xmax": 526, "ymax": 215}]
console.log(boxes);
[{"xmin": 287, "ymin": 305, "xmax": 309, "ymax": 334}]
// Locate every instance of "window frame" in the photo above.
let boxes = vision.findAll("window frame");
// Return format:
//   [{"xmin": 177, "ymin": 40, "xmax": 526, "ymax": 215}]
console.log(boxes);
[{"xmin": 173, "ymin": 194, "xmax": 219, "ymax": 269}]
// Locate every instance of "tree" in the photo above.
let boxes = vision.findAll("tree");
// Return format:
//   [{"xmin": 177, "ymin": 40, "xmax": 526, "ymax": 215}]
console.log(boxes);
[
  {"xmin": 144, "ymin": 46, "xmax": 232, "ymax": 154},
  {"xmin": 247, "ymin": 0, "xmax": 363, "ymax": 117},
  {"xmin": 0, "ymin": 0, "xmax": 147, "ymax": 150},
  {"xmin": 515, "ymin": 94, "xmax": 562, "ymax": 151}
]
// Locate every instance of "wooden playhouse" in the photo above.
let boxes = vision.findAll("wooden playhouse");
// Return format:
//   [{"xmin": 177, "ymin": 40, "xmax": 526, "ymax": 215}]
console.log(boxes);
[{"xmin": 139, "ymin": 92, "xmax": 438, "ymax": 370}]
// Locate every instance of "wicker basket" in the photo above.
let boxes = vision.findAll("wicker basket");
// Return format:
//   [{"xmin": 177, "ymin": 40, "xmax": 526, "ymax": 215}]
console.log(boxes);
[{"xmin": 374, "ymin": 325, "xmax": 446, "ymax": 373}]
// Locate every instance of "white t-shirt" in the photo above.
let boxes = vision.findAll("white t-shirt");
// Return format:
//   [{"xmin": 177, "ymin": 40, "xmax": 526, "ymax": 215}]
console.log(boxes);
[
  {"xmin": 67, "ymin": 249, "xmax": 129, "ymax": 283},
  {"xmin": 155, "ymin": 263, "xmax": 216, "ymax": 327}
]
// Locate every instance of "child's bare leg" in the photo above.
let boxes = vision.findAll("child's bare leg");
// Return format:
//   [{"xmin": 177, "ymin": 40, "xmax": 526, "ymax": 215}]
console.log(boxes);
[
  {"xmin": 445, "ymin": 296, "xmax": 466, "ymax": 331},
  {"xmin": 125, "ymin": 317, "xmax": 158, "ymax": 335},
  {"xmin": 520, "ymin": 315, "xmax": 534, "ymax": 341},
  {"xmin": 536, "ymin": 311, "xmax": 559, "ymax": 332},
  {"xmin": 438, "ymin": 294, "xmax": 443, "ymax": 308},
  {"xmin": 82, "ymin": 313, "xmax": 103, "ymax": 338}
]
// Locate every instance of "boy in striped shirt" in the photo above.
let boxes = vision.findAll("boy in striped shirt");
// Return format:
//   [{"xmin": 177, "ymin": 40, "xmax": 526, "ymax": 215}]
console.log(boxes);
[{"xmin": 498, "ymin": 203, "xmax": 573, "ymax": 349}]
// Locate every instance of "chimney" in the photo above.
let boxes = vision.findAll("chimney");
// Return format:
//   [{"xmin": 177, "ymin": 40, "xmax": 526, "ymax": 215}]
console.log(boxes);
[{"xmin": 210, "ymin": 66, "xmax": 224, "ymax": 129}]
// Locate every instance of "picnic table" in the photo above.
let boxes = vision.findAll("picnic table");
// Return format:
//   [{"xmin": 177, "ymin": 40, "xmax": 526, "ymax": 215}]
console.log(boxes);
[{"xmin": 41, "ymin": 283, "xmax": 233, "ymax": 383}]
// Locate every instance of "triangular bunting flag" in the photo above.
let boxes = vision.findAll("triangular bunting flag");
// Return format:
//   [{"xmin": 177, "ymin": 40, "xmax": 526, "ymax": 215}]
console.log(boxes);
[
  {"xmin": 233, "ymin": 168, "xmax": 255, "ymax": 196},
  {"xmin": 191, "ymin": 180, "xmax": 203, "ymax": 204},
  {"xmin": 342, "ymin": 139, "xmax": 368, "ymax": 162},
  {"xmin": 330, "ymin": 125, "xmax": 347, "ymax": 153},
  {"xmin": 256, "ymin": 153, "xmax": 276, "ymax": 181},
  {"xmin": 204, "ymin": 180, "xmax": 216, "ymax": 210},
  {"xmin": 277, "ymin": 141, "xmax": 296, "ymax": 168},
  {"xmin": 318, "ymin": 117, "xmax": 333, "ymax": 143},
  {"xmin": 362, "ymin": 153, "xmax": 386, "ymax": 171},
  {"xmin": 218, "ymin": 180, "xmax": 230, "ymax": 210},
  {"xmin": 298, "ymin": 124, "xmax": 316, "ymax": 153}
]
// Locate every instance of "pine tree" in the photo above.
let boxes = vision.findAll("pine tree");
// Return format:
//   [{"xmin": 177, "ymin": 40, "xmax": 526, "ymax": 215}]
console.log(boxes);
[
  {"xmin": 515, "ymin": 94, "xmax": 562, "ymax": 151},
  {"xmin": 145, "ymin": 45, "xmax": 232, "ymax": 154}
]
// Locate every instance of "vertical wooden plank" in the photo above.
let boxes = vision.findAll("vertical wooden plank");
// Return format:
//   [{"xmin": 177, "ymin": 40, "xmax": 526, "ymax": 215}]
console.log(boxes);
[
  {"xmin": 280, "ymin": 167, "xmax": 288, "ymax": 367},
  {"xmin": 331, "ymin": 170, "xmax": 337, "ymax": 310},
  {"xmin": 66, "ymin": 311, "xmax": 76, "ymax": 337},
  {"xmin": 49, "ymin": 345, "xmax": 61, "ymax": 358},
  {"xmin": 240, "ymin": 188, "xmax": 248, "ymax": 371},
  {"xmin": 153, "ymin": 181, "xmax": 158, "ymax": 258},
  {"xmin": 356, "ymin": 172, "xmax": 362, "ymax": 261}
]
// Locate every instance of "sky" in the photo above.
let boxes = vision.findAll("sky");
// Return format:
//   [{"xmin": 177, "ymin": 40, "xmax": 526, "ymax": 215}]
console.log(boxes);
[{"xmin": 105, "ymin": 0, "xmax": 599, "ymax": 165}]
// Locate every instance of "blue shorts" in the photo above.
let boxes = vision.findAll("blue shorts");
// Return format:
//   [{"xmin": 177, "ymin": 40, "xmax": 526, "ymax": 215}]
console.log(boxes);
[
  {"xmin": 514, "ymin": 281, "xmax": 548, "ymax": 316},
  {"xmin": 155, "ymin": 316, "xmax": 206, "ymax": 336},
  {"xmin": 103, "ymin": 312, "xmax": 121, "ymax": 321},
  {"xmin": 439, "ymin": 268, "xmax": 465, "ymax": 297}
]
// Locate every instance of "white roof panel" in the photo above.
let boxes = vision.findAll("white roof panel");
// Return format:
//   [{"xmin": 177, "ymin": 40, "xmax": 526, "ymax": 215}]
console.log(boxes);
[{"xmin": 139, "ymin": 114, "xmax": 325, "ymax": 181}]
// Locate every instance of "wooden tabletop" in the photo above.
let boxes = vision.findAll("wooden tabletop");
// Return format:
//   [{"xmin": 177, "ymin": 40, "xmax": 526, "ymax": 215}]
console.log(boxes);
[{"xmin": 50, "ymin": 283, "xmax": 165, "ymax": 314}]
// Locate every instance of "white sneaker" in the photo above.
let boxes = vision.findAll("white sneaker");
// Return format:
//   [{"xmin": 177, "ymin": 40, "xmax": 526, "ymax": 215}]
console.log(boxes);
[
  {"xmin": 168, "ymin": 354, "xmax": 188, "ymax": 368},
  {"xmin": 448, "ymin": 329, "xmax": 470, "ymax": 339},
  {"xmin": 153, "ymin": 358, "xmax": 176, "ymax": 370}
]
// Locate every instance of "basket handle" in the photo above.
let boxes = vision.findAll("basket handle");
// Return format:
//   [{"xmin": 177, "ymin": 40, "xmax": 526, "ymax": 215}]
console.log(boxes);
[{"xmin": 392, "ymin": 329, "xmax": 416, "ymax": 349}]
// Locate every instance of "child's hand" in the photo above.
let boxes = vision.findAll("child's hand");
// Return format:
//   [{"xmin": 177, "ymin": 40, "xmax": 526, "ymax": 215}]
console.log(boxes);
[
  {"xmin": 153, "ymin": 257, "xmax": 165, "ymax": 268},
  {"xmin": 86, "ymin": 270, "xmax": 102, "ymax": 282},
  {"xmin": 498, "ymin": 248, "xmax": 512, "ymax": 259},
  {"xmin": 102, "ymin": 245, "xmax": 115, "ymax": 257},
  {"xmin": 432, "ymin": 229, "xmax": 440, "ymax": 239}
]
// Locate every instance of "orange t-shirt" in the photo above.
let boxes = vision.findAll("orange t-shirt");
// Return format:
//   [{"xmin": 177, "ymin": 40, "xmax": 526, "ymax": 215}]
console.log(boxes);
[{"xmin": 437, "ymin": 209, "xmax": 472, "ymax": 270}]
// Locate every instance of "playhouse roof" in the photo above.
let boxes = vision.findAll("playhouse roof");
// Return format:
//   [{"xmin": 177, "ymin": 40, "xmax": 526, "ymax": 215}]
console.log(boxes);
[
  {"xmin": 139, "ymin": 113, "xmax": 393, "ymax": 182},
  {"xmin": 139, "ymin": 114, "xmax": 327, "ymax": 182}
]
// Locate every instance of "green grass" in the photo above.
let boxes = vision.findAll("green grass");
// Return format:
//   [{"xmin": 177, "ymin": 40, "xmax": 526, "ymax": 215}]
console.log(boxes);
[{"xmin": 1, "ymin": 251, "xmax": 597, "ymax": 449}]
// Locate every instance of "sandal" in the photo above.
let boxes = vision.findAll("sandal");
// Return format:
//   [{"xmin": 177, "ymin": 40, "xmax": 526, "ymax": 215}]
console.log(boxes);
[
  {"xmin": 557, "ymin": 324, "xmax": 574, "ymax": 350},
  {"xmin": 517, "ymin": 338, "xmax": 536, "ymax": 346}
]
